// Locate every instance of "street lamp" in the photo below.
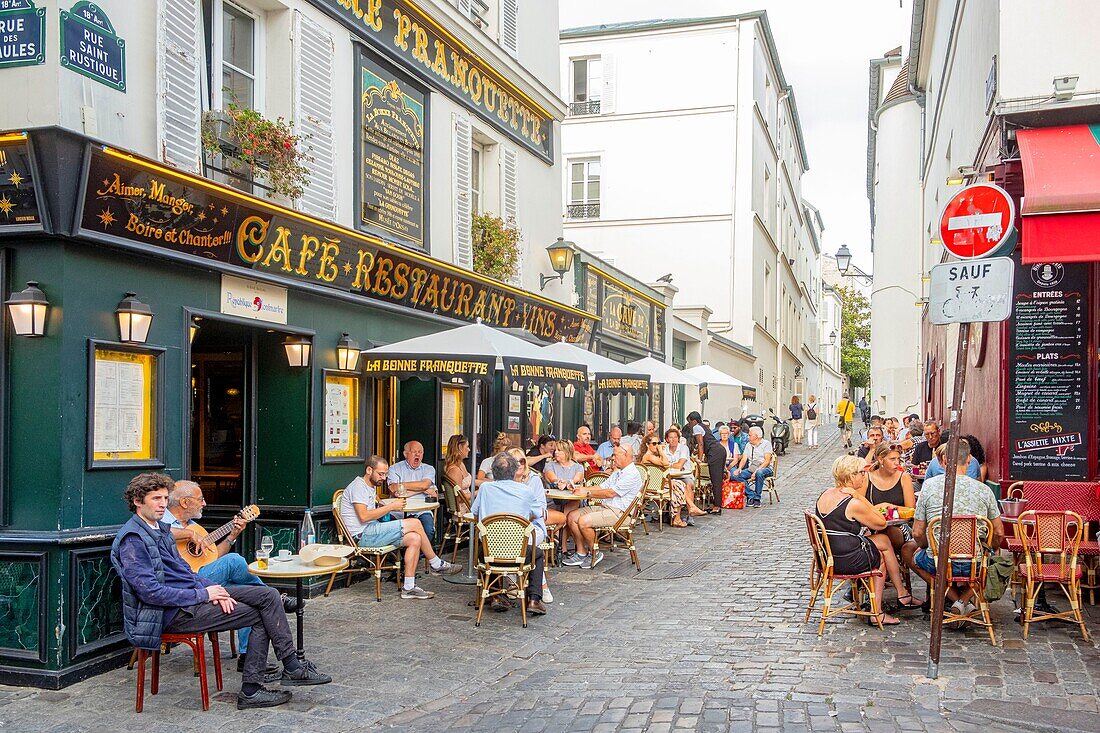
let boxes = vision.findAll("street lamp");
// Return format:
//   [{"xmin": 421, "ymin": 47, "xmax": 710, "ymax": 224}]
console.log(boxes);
[
  {"xmin": 834, "ymin": 245, "xmax": 873, "ymax": 285},
  {"xmin": 539, "ymin": 237, "xmax": 576, "ymax": 290},
  {"xmin": 829, "ymin": 330, "xmax": 837, "ymax": 346}
]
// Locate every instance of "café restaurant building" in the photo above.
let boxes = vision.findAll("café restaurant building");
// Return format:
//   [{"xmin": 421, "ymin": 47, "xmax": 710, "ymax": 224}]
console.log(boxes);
[{"xmin": 0, "ymin": 0, "xmax": 590, "ymax": 687}]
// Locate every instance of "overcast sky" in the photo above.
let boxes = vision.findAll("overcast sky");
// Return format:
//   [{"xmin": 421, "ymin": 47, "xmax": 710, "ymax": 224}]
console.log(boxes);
[{"xmin": 559, "ymin": 0, "xmax": 914, "ymax": 270}]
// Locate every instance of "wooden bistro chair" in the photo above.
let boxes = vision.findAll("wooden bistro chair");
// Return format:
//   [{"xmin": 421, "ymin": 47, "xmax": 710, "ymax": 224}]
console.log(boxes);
[
  {"xmin": 763, "ymin": 455, "xmax": 780, "ymax": 504},
  {"xmin": 441, "ymin": 477, "xmax": 476, "ymax": 564},
  {"xmin": 327, "ymin": 489, "xmax": 402, "ymax": 601},
  {"xmin": 694, "ymin": 462, "xmax": 713, "ymax": 512},
  {"xmin": 927, "ymin": 515, "xmax": 997, "ymax": 645},
  {"xmin": 134, "ymin": 632, "xmax": 223, "ymax": 712},
  {"xmin": 803, "ymin": 511, "xmax": 885, "ymax": 636},
  {"xmin": 475, "ymin": 514, "xmax": 537, "ymax": 628},
  {"xmin": 1016, "ymin": 509, "xmax": 1090, "ymax": 641},
  {"xmin": 635, "ymin": 465, "xmax": 669, "ymax": 533},
  {"xmin": 591, "ymin": 492, "xmax": 645, "ymax": 573}
]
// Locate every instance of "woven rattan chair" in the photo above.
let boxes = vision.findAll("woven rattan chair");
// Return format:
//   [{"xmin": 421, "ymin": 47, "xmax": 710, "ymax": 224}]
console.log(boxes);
[
  {"xmin": 327, "ymin": 489, "xmax": 402, "ymax": 601},
  {"xmin": 440, "ymin": 478, "xmax": 475, "ymax": 564},
  {"xmin": 695, "ymin": 462, "xmax": 713, "ymax": 512},
  {"xmin": 927, "ymin": 515, "xmax": 997, "ymax": 644},
  {"xmin": 639, "ymin": 464, "xmax": 671, "ymax": 532},
  {"xmin": 475, "ymin": 513, "xmax": 537, "ymax": 628},
  {"xmin": 590, "ymin": 492, "xmax": 644, "ymax": 572},
  {"xmin": 584, "ymin": 471, "xmax": 610, "ymax": 486},
  {"xmin": 803, "ymin": 511, "xmax": 885, "ymax": 635},
  {"xmin": 1016, "ymin": 509, "xmax": 1090, "ymax": 640},
  {"xmin": 763, "ymin": 455, "xmax": 780, "ymax": 504}
]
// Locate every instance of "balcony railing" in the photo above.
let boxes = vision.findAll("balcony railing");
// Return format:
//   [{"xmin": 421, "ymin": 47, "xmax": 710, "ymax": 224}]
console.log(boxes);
[
  {"xmin": 569, "ymin": 100, "xmax": 601, "ymax": 116},
  {"xmin": 566, "ymin": 202, "xmax": 600, "ymax": 219}
]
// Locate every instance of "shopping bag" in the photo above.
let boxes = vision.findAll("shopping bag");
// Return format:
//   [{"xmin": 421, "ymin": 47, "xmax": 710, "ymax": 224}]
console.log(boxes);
[{"xmin": 722, "ymin": 480, "xmax": 745, "ymax": 510}]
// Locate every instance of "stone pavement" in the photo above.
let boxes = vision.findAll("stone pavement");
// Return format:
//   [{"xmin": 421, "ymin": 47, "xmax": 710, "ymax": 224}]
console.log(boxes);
[{"xmin": 2, "ymin": 426, "xmax": 1099, "ymax": 732}]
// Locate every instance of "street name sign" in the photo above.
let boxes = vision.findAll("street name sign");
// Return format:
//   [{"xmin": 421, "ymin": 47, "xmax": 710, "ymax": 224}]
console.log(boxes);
[
  {"xmin": 929, "ymin": 257, "xmax": 1014, "ymax": 324},
  {"xmin": 939, "ymin": 183, "xmax": 1017, "ymax": 259}
]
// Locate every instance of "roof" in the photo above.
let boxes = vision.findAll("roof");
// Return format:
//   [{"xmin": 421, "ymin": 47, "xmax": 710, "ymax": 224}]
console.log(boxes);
[
  {"xmin": 561, "ymin": 12, "xmax": 809, "ymax": 172},
  {"xmin": 883, "ymin": 60, "xmax": 911, "ymax": 104},
  {"xmin": 866, "ymin": 55, "xmax": 917, "ymax": 246}
]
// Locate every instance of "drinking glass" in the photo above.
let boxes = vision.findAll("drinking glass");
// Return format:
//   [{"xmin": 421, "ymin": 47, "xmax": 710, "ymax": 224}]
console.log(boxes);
[{"xmin": 260, "ymin": 536, "xmax": 274, "ymax": 555}]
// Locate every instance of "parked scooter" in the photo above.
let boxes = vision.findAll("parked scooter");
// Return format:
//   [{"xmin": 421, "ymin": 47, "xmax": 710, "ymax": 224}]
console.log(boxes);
[
  {"xmin": 767, "ymin": 409, "xmax": 790, "ymax": 455},
  {"xmin": 739, "ymin": 414, "xmax": 765, "ymax": 433}
]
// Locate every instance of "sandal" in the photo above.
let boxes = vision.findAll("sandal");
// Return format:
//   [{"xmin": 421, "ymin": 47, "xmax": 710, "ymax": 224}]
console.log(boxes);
[
  {"xmin": 687, "ymin": 507, "xmax": 707, "ymax": 517},
  {"xmin": 706, "ymin": 508, "xmax": 722, "ymax": 515},
  {"xmin": 671, "ymin": 518, "xmax": 688, "ymax": 528},
  {"xmin": 868, "ymin": 612, "xmax": 901, "ymax": 626},
  {"xmin": 896, "ymin": 594, "xmax": 924, "ymax": 609}
]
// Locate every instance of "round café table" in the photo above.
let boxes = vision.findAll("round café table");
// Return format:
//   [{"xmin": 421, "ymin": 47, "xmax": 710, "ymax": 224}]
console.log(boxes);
[{"xmin": 249, "ymin": 555, "xmax": 348, "ymax": 660}]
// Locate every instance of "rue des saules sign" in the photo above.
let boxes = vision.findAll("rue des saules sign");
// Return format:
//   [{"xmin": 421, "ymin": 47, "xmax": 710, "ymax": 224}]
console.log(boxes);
[{"xmin": 78, "ymin": 147, "xmax": 595, "ymax": 343}]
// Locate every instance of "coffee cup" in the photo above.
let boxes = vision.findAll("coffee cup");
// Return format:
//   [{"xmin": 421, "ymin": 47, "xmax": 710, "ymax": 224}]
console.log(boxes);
[{"xmin": 277, "ymin": 549, "xmax": 292, "ymax": 561}]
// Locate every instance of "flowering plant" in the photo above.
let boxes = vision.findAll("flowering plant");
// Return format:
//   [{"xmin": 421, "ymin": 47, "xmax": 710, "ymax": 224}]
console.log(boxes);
[
  {"xmin": 202, "ymin": 104, "xmax": 311, "ymax": 200},
  {"xmin": 472, "ymin": 212, "xmax": 522, "ymax": 282}
]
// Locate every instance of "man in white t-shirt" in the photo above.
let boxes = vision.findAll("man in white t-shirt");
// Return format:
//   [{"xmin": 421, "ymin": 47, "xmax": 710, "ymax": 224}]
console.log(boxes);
[
  {"xmin": 342, "ymin": 456, "xmax": 461, "ymax": 600},
  {"xmin": 562, "ymin": 445, "xmax": 642, "ymax": 568},
  {"xmin": 731, "ymin": 427, "xmax": 774, "ymax": 508}
]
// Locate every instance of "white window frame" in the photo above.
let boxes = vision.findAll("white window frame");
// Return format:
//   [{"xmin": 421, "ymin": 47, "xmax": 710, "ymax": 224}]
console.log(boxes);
[
  {"xmin": 566, "ymin": 157, "xmax": 600, "ymax": 219},
  {"xmin": 569, "ymin": 56, "xmax": 602, "ymax": 115},
  {"xmin": 470, "ymin": 142, "xmax": 485, "ymax": 215},
  {"xmin": 208, "ymin": 0, "xmax": 264, "ymax": 112}
]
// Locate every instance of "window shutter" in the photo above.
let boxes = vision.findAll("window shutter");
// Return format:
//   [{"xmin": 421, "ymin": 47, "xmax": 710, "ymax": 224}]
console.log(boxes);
[
  {"xmin": 453, "ymin": 115, "xmax": 473, "ymax": 269},
  {"xmin": 457, "ymin": 0, "xmax": 472, "ymax": 19},
  {"xmin": 157, "ymin": 0, "xmax": 203, "ymax": 172},
  {"xmin": 600, "ymin": 54, "xmax": 616, "ymax": 114},
  {"xmin": 501, "ymin": 0, "xmax": 519, "ymax": 58},
  {"xmin": 502, "ymin": 146, "xmax": 520, "ymax": 284},
  {"xmin": 293, "ymin": 11, "xmax": 337, "ymax": 219}
]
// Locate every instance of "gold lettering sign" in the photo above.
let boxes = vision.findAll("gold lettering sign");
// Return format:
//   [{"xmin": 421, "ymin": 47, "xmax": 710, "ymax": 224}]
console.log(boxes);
[
  {"xmin": 601, "ymin": 284, "xmax": 651, "ymax": 347},
  {"xmin": 318, "ymin": 0, "xmax": 552, "ymax": 161}
]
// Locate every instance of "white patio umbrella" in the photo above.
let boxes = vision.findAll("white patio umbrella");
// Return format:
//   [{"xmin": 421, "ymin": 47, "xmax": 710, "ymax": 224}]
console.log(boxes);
[
  {"xmin": 683, "ymin": 364, "xmax": 751, "ymax": 388},
  {"xmin": 627, "ymin": 356, "xmax": 701, "ymax": 385},
  {"xmin": 541, "ymin": 341, "xmax": 648, "ymax": 377}
]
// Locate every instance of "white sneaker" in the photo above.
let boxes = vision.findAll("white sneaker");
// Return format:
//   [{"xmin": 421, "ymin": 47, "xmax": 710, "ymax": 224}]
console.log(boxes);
[
  {"xmin": 401, "ymin": 585, "xmax": 435, "ymax": 600},
  {"xmin": 542, "ymin": 581, "xmax": 553, "ymax": 604},
  {"xmin": 962, "ymin": 601, "xmax": 977, "ymax": 616}
]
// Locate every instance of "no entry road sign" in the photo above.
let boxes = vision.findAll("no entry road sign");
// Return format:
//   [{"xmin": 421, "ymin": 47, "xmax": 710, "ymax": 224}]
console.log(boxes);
[{"xmin": 939, "ymin": 183, "xmax": 1017, "ymax": 259}]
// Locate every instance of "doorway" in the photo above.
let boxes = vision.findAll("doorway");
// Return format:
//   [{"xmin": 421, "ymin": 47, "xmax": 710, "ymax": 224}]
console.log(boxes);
[{"xmin": 191, "ymin": 320, "xmax": 248, "ymax": 506}]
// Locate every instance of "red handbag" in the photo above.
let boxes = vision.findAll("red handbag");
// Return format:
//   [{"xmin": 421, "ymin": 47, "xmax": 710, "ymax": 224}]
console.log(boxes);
[{"xmin": 722, "ymin": 480, "xmax": 745, "ymax": 510}]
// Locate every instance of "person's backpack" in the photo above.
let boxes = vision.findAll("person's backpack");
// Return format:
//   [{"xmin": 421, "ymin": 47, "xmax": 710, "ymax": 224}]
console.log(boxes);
[{"xmin": 807, "ymin": 405, "xmax": 817, "ymax": 421}]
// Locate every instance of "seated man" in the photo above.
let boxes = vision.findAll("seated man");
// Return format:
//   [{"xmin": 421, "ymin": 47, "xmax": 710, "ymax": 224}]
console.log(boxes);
[
  {"xmin": 110, "ymin": 473, "xmax": 330, "ymax": 710},
  {"xmin": 387, "ymin": 440, "xmax": 438, "ymax": 545},
  {"xmin": 731, "ymin": 427, "xmax": 774, "ymax": 508},
  {"xmin": 342, "ymin": 455, "xmax": 462, "ymax": 600},
  {"xmin": 595, "ymin": 426, "xmax": 622, "ymax": 461},
  {"xmin": 572, "ymin": 425, "xmax": 605, "ymax": 472},
  {"xmin": 902, "ymin": 439, "xmax": 1004, "ymax": 618},
  {"xmin": 924, "ymin": 442, "xmax": 981, "ymax": 479},
  {"xmin": 856, "ymin": 426, "xmax": 884, "ymax": 459},
  {"xmin": 165, "ymin": 481, "xmax": 297, "ymax": 674},
  {"xmin": 563, "ymin": 444, "xmax": 643, "ymax": 568},
  {"xmin": 470, "ymin": 452, "xmax": 548, "ymax": 616}
]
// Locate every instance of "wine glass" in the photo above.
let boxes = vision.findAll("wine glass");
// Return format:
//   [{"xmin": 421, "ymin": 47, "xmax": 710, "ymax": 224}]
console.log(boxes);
[{"xmin": 260, "ymin": 536, "xmax": 274, "ymax": 555}]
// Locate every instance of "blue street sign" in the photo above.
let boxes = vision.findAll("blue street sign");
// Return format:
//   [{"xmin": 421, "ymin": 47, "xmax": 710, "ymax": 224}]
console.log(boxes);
[
  {"xmin": 0, "ymin": 0, "xmax": 45, "ymax": 69},
  {"xmin": 60, "ymin": 1, "xmax": 125, "ymax": 91}
]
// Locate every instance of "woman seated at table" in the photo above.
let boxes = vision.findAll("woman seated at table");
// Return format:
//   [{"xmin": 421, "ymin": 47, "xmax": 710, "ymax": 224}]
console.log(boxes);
[
  {"xmin": 544, "ymin": 440, "xmax": 585, "ymax": 519},
  {"xmin": 526, "ymin": 434, "xmax": 557, "ymax": 472},
  {"xmin": 477, "ymin": 432, "xmax": 512, "ymax": 487},
  {"xmin": 865, "ymin": 443, "xmax": 916, "ymax": 553},
  {"xmin": 638, "ymin": 431, "xmax": 688, "ymax": 528},
  {"xmin": 964, "ymin": 435, "xmax": 989, "ymax": 482},
  {"xmin": 718, "ymin": 424, "xmax": 740, "ymax": 478},
  {"xmin": 924, "ymin": 442, "xmax": 981, "ymax": 480},
  {"xmin": 662, "ymin": 427, "xmax": 705, "ymax": 519},
  {"xmin": 442, "ymin": 434, "xmax": 474, "ymax": 512},
  {"xmin": 815, "ymin": 455, "xmax": 923, "ymax": 626}
]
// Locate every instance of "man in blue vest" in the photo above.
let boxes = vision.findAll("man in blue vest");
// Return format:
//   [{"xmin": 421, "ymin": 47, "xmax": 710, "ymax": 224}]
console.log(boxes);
[{"xmin": 110, "ymin": 473, "xmax": 332, "ymax": 710}]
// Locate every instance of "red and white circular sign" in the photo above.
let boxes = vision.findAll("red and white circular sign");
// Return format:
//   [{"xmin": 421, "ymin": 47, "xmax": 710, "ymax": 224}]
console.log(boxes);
[{"xmin": 938, "ymin": 183, "xmax": 1017, "ymax": 259}]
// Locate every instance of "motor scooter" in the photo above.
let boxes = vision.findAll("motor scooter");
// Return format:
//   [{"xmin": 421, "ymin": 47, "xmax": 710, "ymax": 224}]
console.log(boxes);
[
  {"xmin": 767, "ymin": 409, "xmax": 790, "ymax": 455},
  {"xmin": 739, "ymin": 414, "xmax": 765, "ymax": 433}
]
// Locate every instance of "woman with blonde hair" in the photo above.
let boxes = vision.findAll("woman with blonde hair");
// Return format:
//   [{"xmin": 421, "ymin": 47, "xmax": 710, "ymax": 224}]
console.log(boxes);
[
  {"xmin": 814, "ymin": 455, "xmax": 921, "ymax": 625},
  {"xmin": 442, "ymin": 434, "xmax": 474, "ymax": 511},
  {"xmin": 477, "ymin": 432, "xmax": 512, "ymax": 487},
  {"xmin": 804, "ymin": 394, "xmax": 821, "ymax": 449}
]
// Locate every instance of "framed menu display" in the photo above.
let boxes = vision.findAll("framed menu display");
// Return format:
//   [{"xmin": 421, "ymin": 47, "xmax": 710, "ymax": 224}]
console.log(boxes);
[
  {"xmin": 323, "ymin": 372, "xmax": 361, "ymax": 462},
  {"xmin": 88, "ymin": 341, "xmax": 163, "ymax": 468}
]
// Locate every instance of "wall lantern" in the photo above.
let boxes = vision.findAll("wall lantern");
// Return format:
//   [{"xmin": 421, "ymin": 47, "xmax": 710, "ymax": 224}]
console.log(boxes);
[
  {"xmin": 189, "ymin": 316, "xmax": 202, "ymax": 344},
  {"xmin": 116, "ymin": 292, "xmax": 154, "ymax": 344},
  {"xmin": 834, "ymin": 244, "xmax": 852, "ymax": 273},
  {"xmin": 829, "ymin": 330, "xmax": 837, "ymax": 346},
  {"xmin": 336, "ymin": 332, "xmax": 361, "ymax": 371},
  {"xmin": 5, "ymin": 281, "xmax": 50, "ymax": 337},
  {"xmin": 283, "ymin": 334, "xmax": 312, "ymax": 368},
  {"xmin": 539, "ymin": 237, "xmax": 576, "ymax": 290}
]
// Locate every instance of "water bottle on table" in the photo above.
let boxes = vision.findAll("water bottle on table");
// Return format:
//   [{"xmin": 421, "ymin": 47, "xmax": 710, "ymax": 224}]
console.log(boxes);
[{"xmin": 300, "ymin": 508, "xmax": 316, "ymax": 549}]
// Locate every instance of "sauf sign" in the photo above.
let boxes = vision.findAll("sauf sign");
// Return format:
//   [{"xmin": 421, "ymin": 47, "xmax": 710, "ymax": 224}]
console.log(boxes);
[{"xmin": 928, "ymin": 258, "xmax": 1014, "ymax": 325}]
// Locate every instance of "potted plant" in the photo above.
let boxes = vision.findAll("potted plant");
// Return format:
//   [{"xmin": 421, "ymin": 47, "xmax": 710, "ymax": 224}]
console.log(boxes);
[
  {"xmin": 201, "ymin": 104, "xmax": 311, "ymax": 200},
  {"xmin": 472, "ymin": 213, "xmax": 522, "ymax": 282}
]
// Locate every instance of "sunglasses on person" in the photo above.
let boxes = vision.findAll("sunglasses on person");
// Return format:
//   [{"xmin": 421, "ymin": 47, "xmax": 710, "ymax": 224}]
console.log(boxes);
[{"xmin": 648, "ymin": 440, "xmax": 660, "ymax": 446}]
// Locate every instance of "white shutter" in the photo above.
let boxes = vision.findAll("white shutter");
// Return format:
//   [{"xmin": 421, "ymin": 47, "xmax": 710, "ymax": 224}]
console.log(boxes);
[
  {"xmin": 600, "ymin": 54, "xmax": 616, "ymax": 114},
  {"xmin": 457, "ymin": 0, "xmax": 472, "ymax": 19},
  {"xmin": 502, "ymin": 147, "xmax": 520, "ymax": 284},
  {"xmin": 501, "ymin": 0, "xmax": 519, "ymax": 58},
  {"xmin": 157, "ymin": 0, "xmax": 203, "ymax": 172},
  {"xmin": 453, "ymin": 115, "xmax": 473, "ymax": 269},
  {"xmin": 293, "ymin": 11, "xmax": 337, "ymax": 219}
]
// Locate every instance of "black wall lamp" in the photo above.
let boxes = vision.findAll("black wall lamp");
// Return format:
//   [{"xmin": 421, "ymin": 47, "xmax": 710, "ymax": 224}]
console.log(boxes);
[
  {"xmin": 336, "ymin": 332, "xmax": 361, "ymax": 371},
  {"xmin": 116, "ymin": 292, "xmax": 154, "ymax": 344},
  {"xmin": 283, "ymin": 334, "xmax": 312, "ymax": 367},
  {"xmin": 539, "ymin": 237, "xmax": 577, "ymax": 290},
  {"xmin": 5, "ymin": 281, "xmax": 49, "ymax": 337}
]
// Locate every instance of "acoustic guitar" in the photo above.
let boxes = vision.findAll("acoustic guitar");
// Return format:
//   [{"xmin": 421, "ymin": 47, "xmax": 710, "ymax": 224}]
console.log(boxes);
[{"xmin": 176, "ymin": 505, "xmax": 261, "ymax": 572}]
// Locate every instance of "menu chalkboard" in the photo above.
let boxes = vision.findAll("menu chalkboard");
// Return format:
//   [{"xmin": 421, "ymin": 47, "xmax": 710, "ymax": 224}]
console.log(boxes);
[{"xmin": 1007, "ymin": 252, "xmax": 1089, "ymax": 480}]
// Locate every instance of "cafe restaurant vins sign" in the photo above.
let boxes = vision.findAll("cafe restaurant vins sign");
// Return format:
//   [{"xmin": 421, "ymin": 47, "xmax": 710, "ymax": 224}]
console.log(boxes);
[
  {"xmin": 313, "ymin": 0, "xmax": 552, "ymax": 161},
  {"xmin": 78, "ymin": 147, "xmax": 595, "ymax": 342}
]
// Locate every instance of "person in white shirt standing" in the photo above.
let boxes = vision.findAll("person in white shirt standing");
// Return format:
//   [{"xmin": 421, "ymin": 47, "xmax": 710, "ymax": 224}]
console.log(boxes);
[
  {"xmin": 804, "ymin": 395, "xmax": 821, "ymax": 449},
  {"xmin": 562, "ymin": 445, "xmax": 643, "ymax": 568}
]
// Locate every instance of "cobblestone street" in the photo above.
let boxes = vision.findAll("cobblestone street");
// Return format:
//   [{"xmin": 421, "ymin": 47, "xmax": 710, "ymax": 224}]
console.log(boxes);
[{"xmin": 2, "ymin": 427, "xmax": 1098, "ymax": 732}]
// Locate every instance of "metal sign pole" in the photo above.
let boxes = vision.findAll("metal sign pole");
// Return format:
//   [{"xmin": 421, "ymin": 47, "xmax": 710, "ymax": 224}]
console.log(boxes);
[
  {"xmin": 446, "ymin": 379, "xmax": 480, "ymax": 585},
  {"xmin": 927, "ymin": 323, "xmax": 970, "ymax": 678}
]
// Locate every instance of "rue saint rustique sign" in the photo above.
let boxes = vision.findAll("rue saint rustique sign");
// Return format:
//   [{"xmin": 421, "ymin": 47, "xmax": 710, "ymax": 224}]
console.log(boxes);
[
  {"xmin": 77, "ymin": 147, "xmax": 595, "ymax": 343},
  {"xmin": 312, "ymin": 0, "xmax": 553, "ymax": 162}
]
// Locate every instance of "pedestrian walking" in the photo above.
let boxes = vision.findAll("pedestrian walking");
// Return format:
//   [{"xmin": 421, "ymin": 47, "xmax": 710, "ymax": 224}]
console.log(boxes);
[
  {"xmin": 858, "ymin": 396, "xmax": 870, "ymax": 426},
  {"xmin": 804, "ymin": 395, "xmax": 820, "ymax": 448},
  {"xmin": 788, "ymin": 395, "xmax": 805, "ymax": 445},
  {"xmin": 836, "ymin": 393, "xmax": 856, "ymax": 448}
]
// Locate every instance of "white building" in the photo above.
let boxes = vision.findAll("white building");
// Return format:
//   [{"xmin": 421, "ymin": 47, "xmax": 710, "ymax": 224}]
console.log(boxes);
[
  {"xmin": 866, "ymin": 47, "xmax": 924, "ymax": 418},
  {"xmin": 558, "ymin": 12, "xmax": 823, "ymax": 416}
]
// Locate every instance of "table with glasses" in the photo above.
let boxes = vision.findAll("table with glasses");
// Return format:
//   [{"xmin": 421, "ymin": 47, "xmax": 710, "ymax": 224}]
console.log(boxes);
[{"xmin": 248, "ymin": 555, "xmax": 348, "ymax": 660}]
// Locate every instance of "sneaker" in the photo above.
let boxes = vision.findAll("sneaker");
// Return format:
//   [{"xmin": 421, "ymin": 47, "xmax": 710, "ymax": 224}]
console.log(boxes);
[
  {"xmin": 542, "ymin": 581, "xmax": 554, "ymax": 604},
  {"xmin": 401, "ymin": 585, "xmax": 435, "ymax": 599},
  {"xmin": 280, "ymin": 659, "xmax": 332, "ymax": 687},
  {"xmin": 237, "ymin": 686, "xmax": 292, "ymax": 710},
  {"xmin": 428, "ymin": 560, "xmax": 463, "ymax": 576},
  {"xmin": 562, "ymin": 553, "xmax": 587, "ymax": 567},
  {"xmin": 962, "ymin": 601, "xmax": 977, "ymax": 616},
  {"xmin": 580, "ymin": 551, "xmax": 605, "ymax": 569},
  {"xmin": 280, "ymin": 593, "xmax": 301, "ymax": 614}
]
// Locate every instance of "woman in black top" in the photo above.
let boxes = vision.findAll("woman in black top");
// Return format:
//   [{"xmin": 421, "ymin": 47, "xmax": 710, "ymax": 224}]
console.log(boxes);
[
  {"xmin": 865, "ymin": 443, "xmax": 916, "ymax": 552},
  {"xmin": 686, "ymin": 411, "xmax": 727, "ymax": 515},
  {"xmin": 526, "ymin": 434, "xmax": 556, "ymax": 472},
  {"xmin": 815, "ymin": 455, "xmax": 921, "ymax": 624}
]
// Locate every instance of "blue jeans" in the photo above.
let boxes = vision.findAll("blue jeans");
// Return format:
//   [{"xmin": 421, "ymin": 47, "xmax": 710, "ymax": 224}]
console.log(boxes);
[
  {"xmin": 732, "ymin": 467, "xmax": 773, "ymax": 501},
  {"xmin": 198, "ymin": 553, "xmax": 265, "ymax": 651}
]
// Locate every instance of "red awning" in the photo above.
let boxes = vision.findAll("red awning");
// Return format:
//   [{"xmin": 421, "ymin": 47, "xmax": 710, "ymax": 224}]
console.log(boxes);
[{"xmin": 1019, "ymin": 124, "xmax": 1100, "ymax": 263}]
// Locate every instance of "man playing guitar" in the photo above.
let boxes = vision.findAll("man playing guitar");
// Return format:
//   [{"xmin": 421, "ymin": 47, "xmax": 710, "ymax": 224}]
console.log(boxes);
[{"xmin": 165, "ymin": 480, "xmax": 297, "ymax": 674}]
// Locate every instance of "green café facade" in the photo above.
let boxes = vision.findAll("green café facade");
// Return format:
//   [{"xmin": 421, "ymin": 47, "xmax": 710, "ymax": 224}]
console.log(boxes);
[{"xmin": 0, "ymin": 128, "xmax": 595, "ymax": 688}]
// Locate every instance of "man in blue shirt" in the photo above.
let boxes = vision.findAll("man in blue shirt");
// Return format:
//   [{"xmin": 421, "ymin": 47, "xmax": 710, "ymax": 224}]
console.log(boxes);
[
  {"xmin": 387, "ymin": 440, "xmax": 438, "ymax": 544},
  {"xmin": 470, "ymin": 452, "xmax": 547, "ymax": 616},
  {"xmin": 595, "ymin": 426, "xmax": 622, "ymax": 460},
  {"xmin": 110, "ymin": 473, "xmax": 331, "ymax": 710}
]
